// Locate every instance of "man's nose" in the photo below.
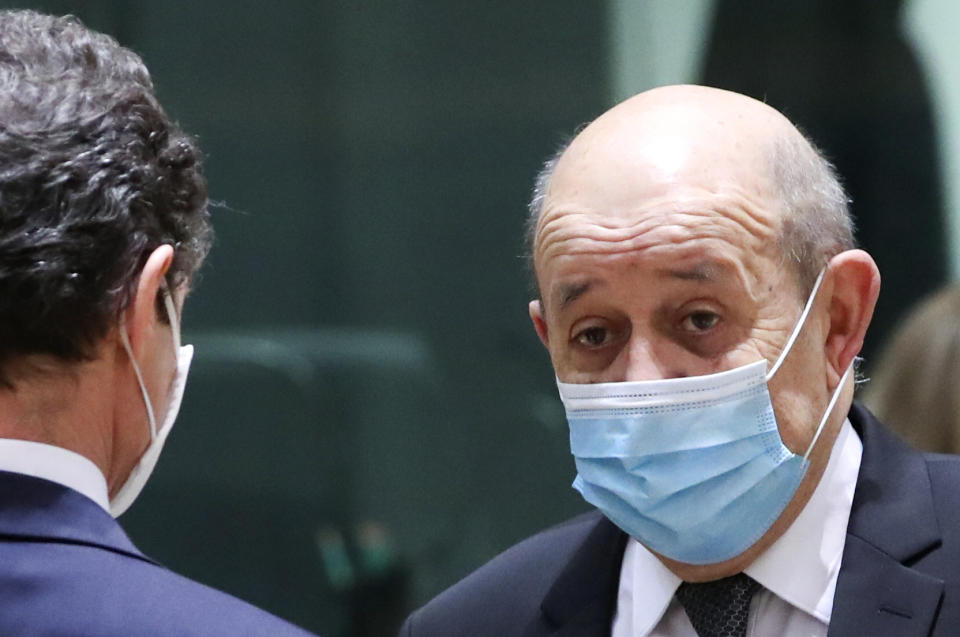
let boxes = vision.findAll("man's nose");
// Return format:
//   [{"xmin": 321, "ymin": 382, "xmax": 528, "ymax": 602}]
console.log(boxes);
[{"xmin": 616, "ymin": 336, "xmax": 687, "ymax": 382}]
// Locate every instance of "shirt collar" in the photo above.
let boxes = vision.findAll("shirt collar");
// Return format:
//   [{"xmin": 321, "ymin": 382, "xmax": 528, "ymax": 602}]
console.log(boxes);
[
  {"xmin": 621, "ymin": 418, "xmax": 862, "ymax": 634},
  {"xmin": 745, "ymin": 418, "xmax": 861, "ymax": 621},
  {"xmin": 0, "ymin": 438, "xmax": 110, "ymax": 512}
]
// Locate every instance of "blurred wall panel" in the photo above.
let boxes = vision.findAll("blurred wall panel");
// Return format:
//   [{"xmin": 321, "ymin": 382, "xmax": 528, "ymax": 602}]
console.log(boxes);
[
  {"xmin": 701, "ymin": 0, "xmax": 949, "ymax": 361},
  {"xmin": 0, "ymin": 2, "xmax": 607, "ymax": 634}
]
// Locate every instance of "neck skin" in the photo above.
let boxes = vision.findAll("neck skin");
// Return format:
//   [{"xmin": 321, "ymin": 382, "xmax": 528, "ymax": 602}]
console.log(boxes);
[
  {"xmin": 0, "ymin": 245, "xmax": 183, "ymax": 500},
  {"xmin": 0, "ymin": 331, "xmax": 150, "ymax": 496}
]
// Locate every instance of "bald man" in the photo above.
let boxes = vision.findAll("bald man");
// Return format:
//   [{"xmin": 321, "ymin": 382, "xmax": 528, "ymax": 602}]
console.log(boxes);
[{"xmin": 400, "ymin": 86, "xmax": 960, "ymax": 636}]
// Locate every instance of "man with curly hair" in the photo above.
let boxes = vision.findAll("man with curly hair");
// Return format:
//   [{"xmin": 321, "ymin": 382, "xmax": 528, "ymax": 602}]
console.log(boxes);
[{"xmin": 0, "ymin": 10, "xmax": 316, "ymax": 636}]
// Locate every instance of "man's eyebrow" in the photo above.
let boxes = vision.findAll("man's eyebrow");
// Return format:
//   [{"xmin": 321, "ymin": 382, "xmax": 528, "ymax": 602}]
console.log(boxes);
[
  {"xmin": 552, "ymin": 280, "xmax": 598, "ymax": 312},
  {"xmin": 662, "ymin": 262, "xmax": 729, "ymax": 281}
]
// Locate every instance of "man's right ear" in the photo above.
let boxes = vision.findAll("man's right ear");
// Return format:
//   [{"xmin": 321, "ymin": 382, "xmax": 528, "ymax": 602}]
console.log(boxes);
[{"xmin": 529, "ymin": 300, "xmax": 550, "ymax": 348}]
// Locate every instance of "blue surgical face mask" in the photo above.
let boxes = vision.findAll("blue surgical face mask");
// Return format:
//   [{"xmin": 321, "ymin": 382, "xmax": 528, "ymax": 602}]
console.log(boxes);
[{"xmin": 558, "ymin": 269, "xmax": 852, "ymax": 565}]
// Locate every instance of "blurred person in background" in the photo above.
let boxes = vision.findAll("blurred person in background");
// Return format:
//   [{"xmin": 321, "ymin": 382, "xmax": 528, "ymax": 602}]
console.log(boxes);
[
  {"xmin": 400, "ymin": 85, "xmax": 960, "ymax": 636},
  {"xmin": 863, "ymin": 285, "xmax": 960, "ymax": 454},
  {"xmin": 0, "ymin": 10, "xmax": 316, "ymax": 636}
]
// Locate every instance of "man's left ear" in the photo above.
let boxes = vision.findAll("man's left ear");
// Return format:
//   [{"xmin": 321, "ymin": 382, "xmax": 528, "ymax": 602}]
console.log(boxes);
[
  {"xmin": 822, "ymin": 249, "xmax": 881, "ymax": 382},
  {"xmin": 124, "ymin": 245, "xmax": 175, "ymax": 357}
]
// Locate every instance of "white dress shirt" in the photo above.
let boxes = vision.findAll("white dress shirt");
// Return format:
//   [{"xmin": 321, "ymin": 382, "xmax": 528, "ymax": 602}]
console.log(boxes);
[
  {"xmin": 0, "ymin": 438, "xmax": 110, "ymax": 512},
  {"xmin": 612, "ymin": 419, "xmax": 862, "ymax": 636}
]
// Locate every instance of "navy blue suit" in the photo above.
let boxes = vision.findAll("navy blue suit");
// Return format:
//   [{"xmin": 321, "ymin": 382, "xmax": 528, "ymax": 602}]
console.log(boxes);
[
  {"xmin": 0, "ymin": 470, "xmax": 317, "ymax": 636},
  {"xmin": 401, "ymin": 405, "xmax": 960, "ymax": 636}
]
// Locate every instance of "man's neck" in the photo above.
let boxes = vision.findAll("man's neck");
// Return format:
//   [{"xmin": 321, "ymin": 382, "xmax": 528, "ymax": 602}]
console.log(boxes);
[{"xmin": 0, "ymin": 354, "xmax": 117, "ymax": 484}]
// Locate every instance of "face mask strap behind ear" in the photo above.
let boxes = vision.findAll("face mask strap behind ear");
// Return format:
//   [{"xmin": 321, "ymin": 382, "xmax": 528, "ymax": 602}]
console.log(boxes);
[
  {"xmin": 766, "ymin": 267, "xmax": 828, "ymax": 381},
  {"xmin": 162, "ymin": 283, "xmax": 181, "ymax": 350},
  {"xmin": 119, "ymin": 327, "xmax": 157, "ymax": 440},
  {"xmin": 118, "ymin": 282, "xmax": 179, "ymax": 442}
]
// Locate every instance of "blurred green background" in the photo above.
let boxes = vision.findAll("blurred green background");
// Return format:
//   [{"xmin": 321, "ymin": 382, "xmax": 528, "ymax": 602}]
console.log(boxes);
[{"xmin": 6, "ymin": 1, "xmax": 960, "ymax": 635}]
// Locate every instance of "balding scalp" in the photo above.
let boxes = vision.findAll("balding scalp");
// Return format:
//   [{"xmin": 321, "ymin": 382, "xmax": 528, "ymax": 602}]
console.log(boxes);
[{"xmin": 524, "ymin": 90, "xmax": 854, "ymax": 299}]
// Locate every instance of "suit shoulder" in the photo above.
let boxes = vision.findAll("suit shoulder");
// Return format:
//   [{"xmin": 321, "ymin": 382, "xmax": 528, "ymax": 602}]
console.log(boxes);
[
  {"xmin": 146, "ymin": 565, "xmax": 318, "ymax": 636},
  {"xmin": 0, "ymin": 538, "xmax": 316, "ymax": 636},
  {"xmin": 442, "ymin": 510, "xmax": 605, "ymax": 596},
  {"xmin": 403, "ymin": 511, "xmax": 606, "ymax": 636},
  {"xmin": 924, "ymin": 452, "xmax": 960, "ymax": 509},
  {"xmin": 922, "ymin": 451, "xmax": 960, "ymax": 467},
  {"xmin": 923, "ymin": 451, "xmax": 960, "ymax": 488}
]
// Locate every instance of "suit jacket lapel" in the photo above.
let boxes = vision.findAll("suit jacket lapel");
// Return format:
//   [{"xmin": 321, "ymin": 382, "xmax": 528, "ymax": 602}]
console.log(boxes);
[
  {"xmin": 0, "ymin": 470, "xmax": 155, "ymax": 564},
  {"xmin": 531, "ymin": 513, "xmax": 627, "ymax": 637},
  {"xmin": 828, "ymin": 405, "xmax": 944, "ymax": 636}
]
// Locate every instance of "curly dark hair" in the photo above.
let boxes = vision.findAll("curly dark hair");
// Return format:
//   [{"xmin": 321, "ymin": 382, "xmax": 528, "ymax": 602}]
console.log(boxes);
[{"xmin": 0, "ymin": 10, "xmax": 211, "ymax": 383}]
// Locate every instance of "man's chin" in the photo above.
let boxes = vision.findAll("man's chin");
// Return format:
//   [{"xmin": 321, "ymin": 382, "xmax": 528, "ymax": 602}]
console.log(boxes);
[{"xmin": 651, "ymin": 544, "xmax": 761, "ymax": 582}]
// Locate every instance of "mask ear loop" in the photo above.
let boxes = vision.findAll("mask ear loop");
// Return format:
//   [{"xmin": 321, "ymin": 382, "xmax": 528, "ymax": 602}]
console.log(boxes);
[
  {"xmin": 765, "ymin": 267, "xmax": 828, "ymax": 381},
  {"xmin": 162, "ymin": 282, "xmax": 181, "ymax": 351},
  {"xmin": 119, "ymin": 326, "xmax": 158, "ymax": 441},
  {"xmin": 803, "ymin": 363, "xmax": 853, "ymax": 460},
  {"xmin": 118, "ymin": 281, "xmax": 178, "ymax": 442}
]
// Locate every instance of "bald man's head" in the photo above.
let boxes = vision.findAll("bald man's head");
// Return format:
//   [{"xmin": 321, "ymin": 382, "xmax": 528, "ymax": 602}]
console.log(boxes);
[
  {"xmin": 526, "ymin": 86, "xmax": 879, "ymax": 581},
  {"xmin": 525, "ymin": 85, "xmax": 853, "ymax": 300}
]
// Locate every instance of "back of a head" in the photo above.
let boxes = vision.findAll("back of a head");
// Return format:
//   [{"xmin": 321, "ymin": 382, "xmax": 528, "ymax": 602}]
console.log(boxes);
[
  {"xmin": 863, "ymin": 285, "xmax": 960, "ymax": 453},
  {"xmin": 0, "ymin": 10, "xmax": 212, "ymax": 385}
]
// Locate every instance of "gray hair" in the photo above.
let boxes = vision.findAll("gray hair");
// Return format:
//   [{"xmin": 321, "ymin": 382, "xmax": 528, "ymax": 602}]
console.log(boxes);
[
  {"xmin": 524, "ymin": 130, "xmax": 854, "ymax": 298},
  {"xmin": 771, "ymin": 132, "xmax": 855, "ymax": 293},
  {"xmin": 523, "ymin": 145, "xmax": 566, "ymax": 296}
]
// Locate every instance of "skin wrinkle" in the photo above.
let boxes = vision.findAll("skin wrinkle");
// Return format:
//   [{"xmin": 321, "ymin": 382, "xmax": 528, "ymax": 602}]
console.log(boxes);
[
  {"xmin": 536, "ymin": 202, "xmax": 779, "ymax": 283},
  {"xmin": 664, "ymin": 264, "xmax": 717, "ymax": 281},
  {"xmin": 548, "ymin": 238, "xmax": 782, "ymax": 372},
  {"xmin": 537, "ymin": 185, "xmax": 778, "ymax": 244},
  {"xmin": 522, "ymin": 89, "xmax": 852, "ymax": 300},
  {"xmin": 545, "ymin": 227, "xmax": 769, "ymax": 329},
  {"xmin": 552, "ymin": 259, "xmax": 794, "ymax": 384},
  {"xmin": 528, "ymin": 85, "xmax": 880, "ymax": 582},
  {"xmin": 553, "ymin": 256, "xmax": 764, "ymax": 317}
]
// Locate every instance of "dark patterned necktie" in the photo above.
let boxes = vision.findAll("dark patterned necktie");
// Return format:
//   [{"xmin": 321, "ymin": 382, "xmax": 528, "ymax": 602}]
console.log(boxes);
[{"xmin": 674, "ymin": 573, "xmax": 761, "ymax": 637}]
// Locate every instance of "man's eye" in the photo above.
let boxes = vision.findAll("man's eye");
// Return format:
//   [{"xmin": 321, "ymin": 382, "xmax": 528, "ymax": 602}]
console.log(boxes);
[
  {"xmin": 681, "ymin": 311, "xmax": 720, "ymax": 332},
  {"xmin": 575, "ymin": 326, "xmax": 610, "ymax": 348}
]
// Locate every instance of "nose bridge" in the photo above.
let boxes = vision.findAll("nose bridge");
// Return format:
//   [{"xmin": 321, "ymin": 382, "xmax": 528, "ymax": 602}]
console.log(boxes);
[{"xmin": 618, "ymin": 329, "xmax": 679, "ymax": 382}]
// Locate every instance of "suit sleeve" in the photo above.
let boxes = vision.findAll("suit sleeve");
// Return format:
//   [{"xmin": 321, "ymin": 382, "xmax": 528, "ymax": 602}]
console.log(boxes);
[{"xmin": 397, "ymin": 611, "xmax": 415, "ymax": 637}]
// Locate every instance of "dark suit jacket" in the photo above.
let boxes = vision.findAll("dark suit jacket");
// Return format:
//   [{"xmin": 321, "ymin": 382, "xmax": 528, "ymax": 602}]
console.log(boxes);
[
  {"xmin": 401, "ymin": 404, "xmax": 960, "ymax": 636},
  {"xmin": 0, "ymin": 470, "xmax": 317, "ymax": 636}
]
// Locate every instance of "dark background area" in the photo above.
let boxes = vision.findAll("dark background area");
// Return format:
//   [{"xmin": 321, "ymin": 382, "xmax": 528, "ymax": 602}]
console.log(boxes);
[
  {"xmin": 2, "ymin": 2, "xmax": 949, "ymax": 635},
  {"xmin": 5, "ymin": 2, "xmax": 605, "ymax": 635},
  {"xmin": 702, "ymin": 0, "xmax": 948, "ymax": 361}
]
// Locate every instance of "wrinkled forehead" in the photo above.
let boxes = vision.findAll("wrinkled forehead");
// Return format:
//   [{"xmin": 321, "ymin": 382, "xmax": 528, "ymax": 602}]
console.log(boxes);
[
  {"xmin": 533, "ymin": 190, "xmax": 783, "ymax": 309},
  {"xmin": 532, "ymin": 91, "xmax": 795, "ymax": 288}
]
